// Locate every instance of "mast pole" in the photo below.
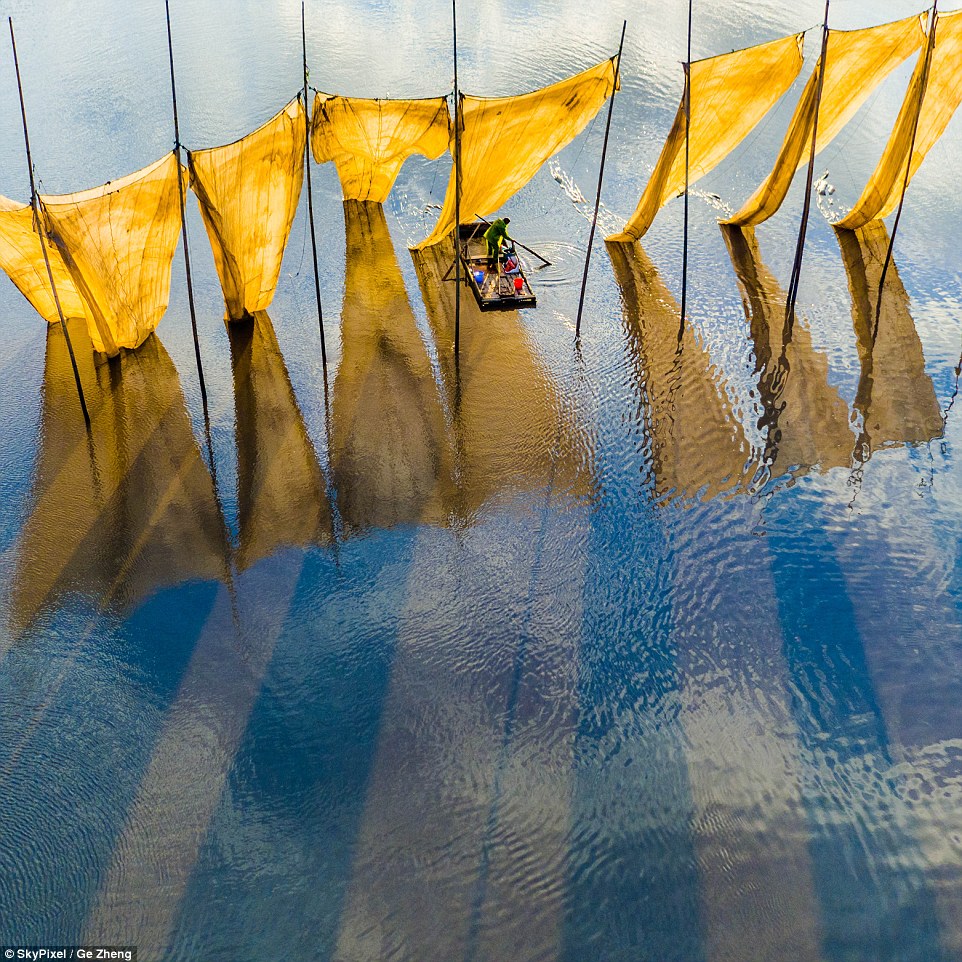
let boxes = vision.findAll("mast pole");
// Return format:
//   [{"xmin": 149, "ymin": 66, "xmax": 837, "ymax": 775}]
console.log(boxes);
[
  {"xmin": 8, "ymin": 18, "xmax": 90, "ymax": 427},
  {"xmin": 874, "ymin": 0, "xmax": 938, "ymax": 340},
  {"xmin": 784, "ymin": 0, "xmax": 830, "ymax": 335},
  {"xmin": 678, "ymin": 0, "xmax": 692, "ymax": 337},
  {"xmin": 302, "ymin": 1, "xmax": 327, "ymax": 368},
  {"xmin": 453, "ymin": 0, "xmax": 462, "ymax": 357},
  {"xmin": 575, "ymin": 20, "xmax": 627, "ymax": 340},
  {"xmin": 165, "ymin": 0, "xmax": 208, "ymax": 405}
]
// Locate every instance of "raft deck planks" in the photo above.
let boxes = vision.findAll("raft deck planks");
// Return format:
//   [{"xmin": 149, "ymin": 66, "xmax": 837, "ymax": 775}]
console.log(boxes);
[{"xmin": 458, "ymin": 221, "xmax": 537, "ymax": 312}]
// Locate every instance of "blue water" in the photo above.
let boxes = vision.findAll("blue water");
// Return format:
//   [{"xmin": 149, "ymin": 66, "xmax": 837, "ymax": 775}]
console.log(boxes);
[{"xmin": 2, "ymin": 0, "xmax": 962, "ymax": 959}]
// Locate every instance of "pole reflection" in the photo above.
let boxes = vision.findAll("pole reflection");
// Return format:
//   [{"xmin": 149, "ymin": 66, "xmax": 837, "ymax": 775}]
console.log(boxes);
[
  {"xmin": 835, "ymin": 221, "xmax": 942, "ymax": 464},
  {"xmin": 606, "ymin": 238, "xmax": 750, "ymax": 503},
  {"xmin": 721, "ymin": 223, "xmax": 854, "ymax": 481}
]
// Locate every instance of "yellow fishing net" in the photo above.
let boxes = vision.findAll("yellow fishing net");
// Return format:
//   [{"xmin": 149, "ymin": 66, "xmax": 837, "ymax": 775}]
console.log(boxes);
[
  {"xmin": 835, "ymin": 222, "xmax": 942, "ymax": 451},
  {"xmin": 724, "ymin": 14, "xmax": 925, "ymax": 228},
  {"xmin": 415, "ymin": 58, "xmax": 619, "ymax": 249},
  {"xmin": 608, "ymin": 34, "xmax": 804, "ymax": 242},
  {"xmin": 837, "ymin": 10, "xmax": 962, "ymax": 229},
  {"xmin": 721, "ymin": 224, "xmax": 853, "ymax": 476},
  {"xmin": 40, "ymin": 152, "xmax": 184, "ymax": 356},
  {"xmin": 189, "ymin": 98, "xmax": 305, "ymax": 321},
  {"xmin": 228, "ymin": 310, "xmax": 332, "ymax": 570},
  {"xmin": 606, "ymin": 238, "xmax": 750, "ymax": 502},
  {"xmin": 331, "ymin": 200, "xmax": 454, "ymax": 534},
  {"xmin": 0, "ymin": 196, "xmax": 91, "ymax": 324},
  {"xmin": 312, "ymin": 94, "xmax": 450, "ymax": 203},
  {"xmin": 11, "ymin": 318, "xmax": 228, "ymax": 635}
]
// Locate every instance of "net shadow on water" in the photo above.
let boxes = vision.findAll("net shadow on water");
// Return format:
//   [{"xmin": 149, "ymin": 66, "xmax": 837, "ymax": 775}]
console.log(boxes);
[
  {"xmin": 331, "ymin": 201, "xmax": 456, "ymax": 537},
  {"xmin": 9, "ymin": 320, "xmax": 229, "ymax": 641},
  {"xmin": 2, "ymin": 0, "xmax": 962, "ymax": 958}
]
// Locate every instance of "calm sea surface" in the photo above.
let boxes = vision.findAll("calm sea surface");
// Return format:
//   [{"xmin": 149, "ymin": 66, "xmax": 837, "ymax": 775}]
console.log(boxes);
[{"xmin": 1, "ymin": 0, "xmax": 961, "ymax": 959}]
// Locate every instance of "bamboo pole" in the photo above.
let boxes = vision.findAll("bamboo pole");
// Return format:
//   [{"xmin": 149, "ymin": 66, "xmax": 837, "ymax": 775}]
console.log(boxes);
[
  {"xmin": 165, "ymin": 0, "xmax": 208, "ymax": 405},
  {"xmin": 784, "ymin": 0, "xmax": 831, "ymax": 335},
  {"xmin": 302, "ymin": 1, "xmax": 328, "ymax": 368},
  {"xmin": 453, "ymin": 0, "xmax": 462, "ymax": 357},
  {"xmin": 678, "ymin": 0, "xmax": 693, "ymax": 337},
  {"xmin": 874, "ymin": 0, "xmax": 938, "ymax": 341},
  {"xmin": 9, "ymin": 18, "xmax": 91, "ymax": 427},
  {"xmin": 575, "ymin": 20, "xmax": 626, "ymax": 340}
]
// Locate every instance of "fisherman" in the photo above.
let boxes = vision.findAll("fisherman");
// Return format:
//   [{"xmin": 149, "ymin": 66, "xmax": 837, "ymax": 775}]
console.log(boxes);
[{"xmin": 484, "ymin": 217, "xmax": 512, "ymax": 265}]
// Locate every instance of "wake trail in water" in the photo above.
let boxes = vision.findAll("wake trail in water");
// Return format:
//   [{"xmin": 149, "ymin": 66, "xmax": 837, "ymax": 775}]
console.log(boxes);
[
  {"xmin": 549, "ymin": 161, "xmax": 624, "ymax": 238},
  {"xmin": 549, "ymin": 162, "xmax": 736, "ymax": 234},
  {"xmin": 813, "ymin": 169, "xmax": 850, "ymax": 223}
]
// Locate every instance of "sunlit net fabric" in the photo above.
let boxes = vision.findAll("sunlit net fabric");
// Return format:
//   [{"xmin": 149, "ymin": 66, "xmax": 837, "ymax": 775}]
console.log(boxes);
[
  {"xmin": 606, "ymin": 238, "xmax": 750, "ymax": 503},
  {"xmin": 836, "ymin": 10, "xmax": 962, "ymax": 229},
  {"xmin": 608, "ymin": 34, "xmax": 804, "ymax": 243},
  {"xmin": 331, "ymin": 200, "xmax": 454, "ymax": 535},
  {"xmin": 11, "ymin": 319, "xmax": 228, "ymax": 635},
  {"xmin": 189, "ymin": 98, "xmax": 305, "ymax": 321},
  {"xmin": 228, "ymin": 310, "xmax": 332, "ymax": 570},
  {"xmin": 721, "ymin": 224, "xmax": 854, "ymax": 476},
  {"xmin": 415, "ymin": 58, "xmax": 619, "ymax": 249},
  {"xmin": 0, "ymin": 196, "xmax": 91, "ymax": 324},
  {"xmin": 40, "ymin": 152, "xmax": 184, "ymax": 356},
  {"xmin": 836, "ymin": 222, "xmax": 942, "ymax": 450},
  {"xmin": 724, "ymin": 15, "xmax": 925, "ymax": 228},
  {"xmin": 312, "ymin": 94, "xmax": 450, "ymax": 203}
]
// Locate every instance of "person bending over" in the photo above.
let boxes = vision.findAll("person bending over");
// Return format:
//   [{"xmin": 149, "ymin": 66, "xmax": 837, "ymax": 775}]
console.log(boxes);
[{"xmin": 484, "ymin": 217, "xmax": 512, "ymax": 265}]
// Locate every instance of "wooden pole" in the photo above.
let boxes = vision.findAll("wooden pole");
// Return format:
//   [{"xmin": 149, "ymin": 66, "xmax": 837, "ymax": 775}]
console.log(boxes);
[
  {"xmin": 302, "ymin": 1, "xmax": 327, "ymax": 368},
  {"xmin": 8, "ymin": 18, "xmax": 90, "ymax": 427},
  {"xmin": 784, "ymin": 0, "xmax": 830, "ymax": 335},
  {"xmin": 575, "ymin": 20, "xmax": 626, "ymax": 340},
  {"xmin": 874, "ymin": 0, "xmax": 938, "ymax": 340},
  {"xmin": 453, "ymin": 0, "xmax": 462, "ymax": 357},
  {"xmin": 165, "ymin": 0, "xmax": 208, "ymax": 405},
  {"xmin": 678, "ymin": 0, "xmax": 693, "ymax": 336}
]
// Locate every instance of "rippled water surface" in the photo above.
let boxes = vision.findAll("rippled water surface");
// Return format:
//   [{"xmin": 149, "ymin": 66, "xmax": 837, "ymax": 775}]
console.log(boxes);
[{"xmin": 1, "ymin": 0, "xmax": 962, "ymax": 959}]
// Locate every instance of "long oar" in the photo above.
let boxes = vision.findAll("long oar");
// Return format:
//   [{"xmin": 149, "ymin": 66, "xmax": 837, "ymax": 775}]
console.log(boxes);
[{"xmin": 474, "ymin": 213, "xmax": 552, "ymax": 266}]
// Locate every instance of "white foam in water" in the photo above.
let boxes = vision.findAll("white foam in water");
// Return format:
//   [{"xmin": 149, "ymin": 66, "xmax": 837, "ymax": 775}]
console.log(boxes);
[
  {"xmin": 549, "ymin": 161, "xmax": 626, "ymax": 237},
  {"xmin": 690, "ymin": 188, "xmax": 734, "ymax": 218},
  {"xmin": 813, "ymin": 169, "xmax": 850, "ymax": 223},
  {"xmin": 550, "ymin": 162, "xmax": 587, "ymax": 204},
  {"xmin": 551, "ymin": 161, "xmax": 735, "ymax": 231}
]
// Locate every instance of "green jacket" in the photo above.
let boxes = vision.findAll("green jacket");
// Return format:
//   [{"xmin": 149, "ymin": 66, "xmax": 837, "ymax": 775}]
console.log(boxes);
[{"xmin": 483, "ymin": 219, "xmax": 511, "ymax": 244}]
